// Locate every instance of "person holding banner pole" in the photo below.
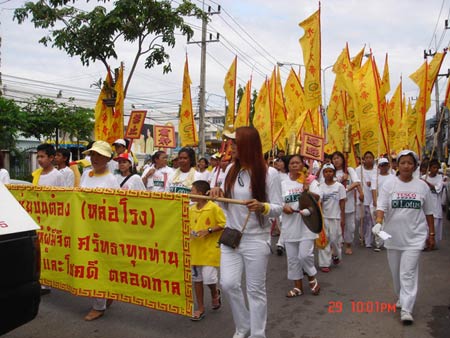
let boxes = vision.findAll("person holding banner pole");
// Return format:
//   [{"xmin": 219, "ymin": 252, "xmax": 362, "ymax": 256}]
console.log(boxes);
[
  {"xmin": 210, "ymin": 127, "xmax": 283, "ymax": 338},
  {"xmin": 80, "ymin": 140, "xmax": 120, "ymax": 321},
  {"xmin": 281, "ymin": 154, "xmax": 321, "ymax": 297},
  {"xmin": 331, "ymin": 151, "xmax": 363, "ymax": 255},
  {"xmin": 167, "ymin": 147, "xmax": 202, "ymax": 194}
]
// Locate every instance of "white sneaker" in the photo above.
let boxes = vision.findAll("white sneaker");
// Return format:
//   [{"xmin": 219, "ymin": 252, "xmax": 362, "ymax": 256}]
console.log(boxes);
[
  {"xmin": 400, "ymin": 310, "xmax": 414, "ymax": 324},
  {"xmin": 396, "ymin": 299, "xmax": 401, "ymax": 309},
  {"xmin": 232, "ymin": 331, "xmax": 248, "ymax": 338}
]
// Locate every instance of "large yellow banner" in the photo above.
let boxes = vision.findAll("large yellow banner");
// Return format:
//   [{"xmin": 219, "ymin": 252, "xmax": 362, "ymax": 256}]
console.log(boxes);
[{"xmin": 8, "ymin": 185, "xmax": 193, "ymax": 317}]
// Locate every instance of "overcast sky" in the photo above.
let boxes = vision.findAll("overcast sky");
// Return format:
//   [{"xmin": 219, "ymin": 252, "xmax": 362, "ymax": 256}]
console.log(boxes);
[{"xmin": 1, "ymin": 0, "xmax": 449, "ymax": 124}]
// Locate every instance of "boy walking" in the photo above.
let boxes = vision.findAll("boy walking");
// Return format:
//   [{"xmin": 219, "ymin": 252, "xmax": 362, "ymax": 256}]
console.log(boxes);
[
  {"xmin": 189, "ymin": 180, "xmax": 225, "ymax": 321},
  {"xmin": 32, "ymin": 143, "xmax": 65, "ymax": 295},
  {"xmin": 318, "ymin": 163, "xmax": 346, "ymax": 272},
  {"xmin": 55, "ymin": 148, "xmax": 75, "ymax": 187}
]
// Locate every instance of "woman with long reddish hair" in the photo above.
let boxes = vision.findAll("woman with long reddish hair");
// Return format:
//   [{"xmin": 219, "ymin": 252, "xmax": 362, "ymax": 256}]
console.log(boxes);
[{"xmin": 211, "ymin": 126, "xmax": 282, "ymax": 338}]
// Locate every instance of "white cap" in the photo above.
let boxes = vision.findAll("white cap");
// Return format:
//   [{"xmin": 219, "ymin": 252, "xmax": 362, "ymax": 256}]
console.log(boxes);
[
  {"xmin": 322, "ymin": 163, "xmax": 336, "ymax": 171},
  {"xmin": 397, "ymin": 149, "xmax": 419, "ymax": 164},
  {"xmin": 113, "ymin": 139, "xmax": 126, "ymax": 146},
  {"xmin": 82, "ymin": 140, "xmax": 113, "ymax": 158},
  {"xmin": 378, "ymin": 158, "xmax": 389, "ymax": 165},
  {"xmin": 223, "ymin": 131, "xmax": 236, "ymax": 139}
]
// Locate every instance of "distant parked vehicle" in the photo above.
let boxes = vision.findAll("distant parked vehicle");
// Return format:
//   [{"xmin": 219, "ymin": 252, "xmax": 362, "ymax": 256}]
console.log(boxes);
[{"xmin": 0, "ymin": 183, "xmax": 40, "ymax": 335}]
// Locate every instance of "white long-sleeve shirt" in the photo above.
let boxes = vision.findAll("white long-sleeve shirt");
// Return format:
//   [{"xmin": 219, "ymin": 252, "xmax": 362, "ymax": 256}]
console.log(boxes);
[{"xmin": 220, "ymin": 165, "xmax": 282, "ymax": 235}]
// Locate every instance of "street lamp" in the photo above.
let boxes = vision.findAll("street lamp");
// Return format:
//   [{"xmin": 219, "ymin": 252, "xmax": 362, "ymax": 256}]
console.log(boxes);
[{"xmin": 276, "ymin": 62, "xmax": 305, "ymax": 78}]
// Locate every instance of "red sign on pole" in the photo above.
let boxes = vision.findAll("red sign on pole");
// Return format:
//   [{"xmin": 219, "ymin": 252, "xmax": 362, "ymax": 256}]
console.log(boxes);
[
  {"xmin": 154, "ymin": 125, "xmax": 176, "ymax": 148},
  {"xmin": 301, "ymin": 132, "xmax": 324, "ymax": 162},
  {"xmin": 125, "ymin": 110, "xmax": 147, "ymax": 139}
]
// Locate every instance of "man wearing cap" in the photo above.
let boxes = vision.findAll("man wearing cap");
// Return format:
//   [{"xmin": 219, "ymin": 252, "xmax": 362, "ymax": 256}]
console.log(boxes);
[
  {"xmin": 80, "ymin": 140, "xmax": 120, "ymax": 321},
  {"xmin": 207, "ymin": 153, "xmax": 222, "ymax": 188},
  {"xmin": 111, "ymin": 139, "xmax": 138, "ymax": 174}
]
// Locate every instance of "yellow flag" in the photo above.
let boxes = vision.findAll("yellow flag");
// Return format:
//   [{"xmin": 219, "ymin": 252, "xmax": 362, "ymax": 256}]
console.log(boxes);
[
  {"xmin": 223, "ymin": 56, "xmax": 237, "ymax": 132},
  {"xmin": 351, "ymin": 46, "xmax": 365, "ymax": 70},
  {"xmin": 299, "ymin": 8, "xmax": 322, "ymax": 111},
  {"xmin": 94, "ymin": 70, "xmax": 118, "ymax": 144},
  {"xmin": 284, "ymin": 68, "xmax": 308, "ymax": 141},
  {"xmin": 444, "ymin": 75, "xmax": 450, "ymax": 109},
  {"xmin": 354, "ymin": 57, "xmax": 381, "ymax": 156},
  {"xmin": 253, "ymin": 79, "xmax": 273, "ymax": 153},
  {"xmin": 409, "ymin": 52, "xmax": 446, "ymax": 146},
  {"xmin": 333, "ymin": 44, "xmax": 357, "ymax": 102},
  {"xmin": 387, "ymin": 81, "xmax": 403, "ymax": 153},
  {"xmin": 272, "ymin": 67, "xmax": 288, "ymax": 148},
  {"xmin": 234, "ymin": 78, "xmax": 252, "ymax": 128},
  {"xmin": 379, "ymin": 54, "xmax": 391, "ymax": 98},
  {"xmin": 326, "ymin": 84, "xmax": 346, "ymax": 153},
  {"xmin": 406, "ymin": 99, "xmax": 418, "ymax": 150},
  {"xmin": 179, "ymin": 56, "xmax": 198, "ymax": 147}
]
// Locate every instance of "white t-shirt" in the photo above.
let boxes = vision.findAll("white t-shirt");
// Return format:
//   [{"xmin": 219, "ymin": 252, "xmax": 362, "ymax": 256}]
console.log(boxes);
[
  {"xmin": 115, "ymin": 174, "xmax": 146, "ymax": 191},
  {"xmin": 334, "ymin": 167, "xmax": 360, "ymax": 213},
  {"xmin": 356, "ymin": 166, "xmax": 377, "ymax": 206},
  {"xmin": 80, "ymin": 169, "xmax": 119, "ymax": 189},
  {"xmin": 196, "ymin": 170, "xmax": 210, "ymax": 182},
  {"xmin": 220, "ymin": 166, "xmax": 283, "ymax": 235},
  {"xmin": 38, "ymin": 168, "xmax": 65, "ymax": 187},
  {"xmin": 59, "ymin": 167, "xmax": 75, "ymax": 187},
  {"xmin": 0, "ymin": 168, "xmax": 10, "ymax": 184},
  {"xmin": 377, "ymin": 176, "xmax": 434, "ymax": 250},
  {"xmin": 167, "ymin": 168, "xmax": 203, "ymax": 194},
  {"xmin": 421, "ymin": 174, "xmax": 444, "ymax": 219},
  {"xmin": 281, "ymin": 177, "xmax": 319, "ymax": 241},
  {"xmin": 142, "ymin": 165, "xmax": 174, "ymax": 192},
  {"xmin": 375, "ymin": 173, "xmax": 394, "ymax": 196},
  {"xmin": 319, "ymin": 181, "xmax": 346, "ymax": 219},
  {"xmin": 208, "ymin": 167, "xmax": 227, "ymax": 188}
]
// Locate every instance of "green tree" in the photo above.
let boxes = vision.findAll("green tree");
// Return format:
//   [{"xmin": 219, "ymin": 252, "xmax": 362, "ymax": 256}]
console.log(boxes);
[
  {"xmin": 19, "ymin": 97, "xmax": 94, "ymax": 147},
  {"xmin": 14, "ymin": 0, "xmax": 204, "ymax": 96},
  {"xmin": 236, "ymin": 84, "xmax": 258, "ymax": 126},
  {"xmin": 0, "ymin": 97, "xmax": 26, "ymax": 150}
]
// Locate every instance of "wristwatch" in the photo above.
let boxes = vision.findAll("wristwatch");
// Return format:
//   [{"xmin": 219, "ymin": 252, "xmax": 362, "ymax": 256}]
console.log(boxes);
[{"xmin": 208, "ymin": 227, "xmax": 213, "ymax": 234}]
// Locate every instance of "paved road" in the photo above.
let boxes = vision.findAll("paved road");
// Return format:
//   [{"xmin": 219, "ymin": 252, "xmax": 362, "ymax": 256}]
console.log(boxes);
[{"xmin": 5, "ymin": 222, "xmax": 450, "ymax": 338}]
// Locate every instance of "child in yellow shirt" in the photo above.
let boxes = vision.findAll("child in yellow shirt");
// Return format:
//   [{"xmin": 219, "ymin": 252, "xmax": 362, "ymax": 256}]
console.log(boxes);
[{"xmin": 189, "ymin": 180, "xmax": 226, "ymax": 321}]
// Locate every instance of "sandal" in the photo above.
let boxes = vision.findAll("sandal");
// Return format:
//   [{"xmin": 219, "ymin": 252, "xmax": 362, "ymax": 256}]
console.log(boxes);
[
  {"xmin": 84, "ymin": 309, "xmax": 105, "ymax": 321},
  {"xmin": 190, "ymin": 310, "xmax": 205, "ymax": 321},
  {"xmin": 309, "ymin": 278, "xmax": 320, "ymax": 295},
  {"xmin": 286, "ymin": 287, "xmax": 303, "ymax": 298},
  {"xmin": 212, "ymin": 288, "xmax": 221, "ymax": 310}
]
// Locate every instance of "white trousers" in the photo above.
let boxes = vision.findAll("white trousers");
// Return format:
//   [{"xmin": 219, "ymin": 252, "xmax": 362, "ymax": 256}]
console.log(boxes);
[
  {"xmin": 386, "ymin": 249, "xmax": 421, "ymax": 313},
  {"xmin": 363, "ymin": 206, "xmax": 374, "ymax": 247},
  {"xmin": 284, "ymin": 240, "xmax": 317, "ymax": 280},
  {"xmin": 318, "ymin": 218, "xmax": 342, "ymax": 268},
  {"xmin": 434, "ymin": 217, "xmax": 442, "ymax": 244},
  {"xmin": 343, "ymin": 211, "xmax": 355, "ymax": 244},
  {"xmin": 220, "ymin": 235, "xmax": 271, "ymax": 338},
  {"xmin": 92, "ymin": 298, "xmax": 106, "ymax": 311}
]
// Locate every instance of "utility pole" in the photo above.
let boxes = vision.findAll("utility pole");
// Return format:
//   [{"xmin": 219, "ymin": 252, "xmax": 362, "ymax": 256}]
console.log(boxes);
[
  {"xmin": 425, "ymin": 48, "xmax": 450, "ymax": 160},
  {"xmin": 187, "ymin": 1, "xmax": 220, "ymax": 157},
  {"xmin": 0, "ymin": 19, "xmax": 2, "ymax": 97}
]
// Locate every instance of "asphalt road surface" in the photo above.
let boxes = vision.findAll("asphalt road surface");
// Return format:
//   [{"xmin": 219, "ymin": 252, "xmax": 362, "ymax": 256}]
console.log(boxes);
[{"xmin": 4, "ymin": 221, "xmax": 450, "ymax": 338}]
